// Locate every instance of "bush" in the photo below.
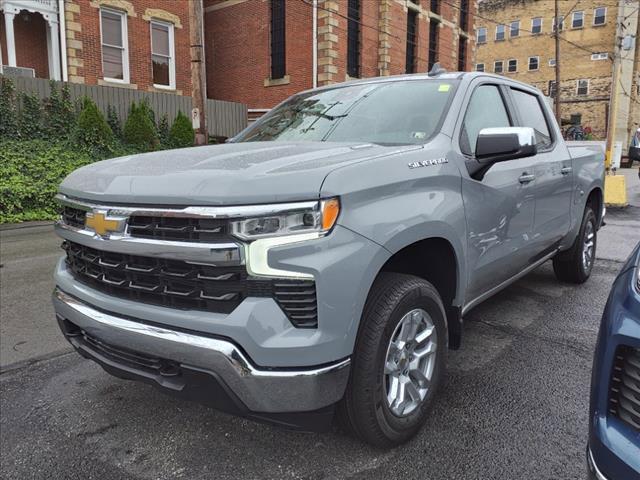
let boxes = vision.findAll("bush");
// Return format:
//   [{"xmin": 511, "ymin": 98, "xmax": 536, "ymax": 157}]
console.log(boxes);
[
  {"xmin": 158, "ymin": 113, "xmax": 170, "ymax": 146},
  {"xmin": 169, "ymin": 111, "xmax": 195, "ymax": 148},
  {"xmin": 0, "ymin": 77, "xmax": 18, "ymax": 137},
  {"xmin": 0, "ymin": 139, "xmax": 95, "ymax": 223},
  {"xmin": 44, "ymin": 81, "xmax": 75, "ymax": 138},
  {"xmin": 123, "ymin": 101, "xmax": 158, "ymax": 150},
  {"xmin": 107, "ymin": 105, "xmax": 122, "ymax": 139},
  {"xmin": 19, "ymin": 93, "xmax": 43, "ymax": 137},
  {"xmin": 72, "ymin": 97, "xmax": 114, "ymax": 154}
]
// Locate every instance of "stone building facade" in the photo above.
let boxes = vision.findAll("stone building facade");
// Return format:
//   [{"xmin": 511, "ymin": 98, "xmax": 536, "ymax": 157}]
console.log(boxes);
[
  {"xmin": 204, "ymin": 0, "xmax": 478, "ymax": 110},
  {"xmin": 475, "ymin": 0, "xmax": 640, "ymax": 148}
]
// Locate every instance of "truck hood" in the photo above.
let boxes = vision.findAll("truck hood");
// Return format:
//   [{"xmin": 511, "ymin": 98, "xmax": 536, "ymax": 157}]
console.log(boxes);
[{"xmin": 59, "ymin": 141, "xmax": 421, "ymax": 205}]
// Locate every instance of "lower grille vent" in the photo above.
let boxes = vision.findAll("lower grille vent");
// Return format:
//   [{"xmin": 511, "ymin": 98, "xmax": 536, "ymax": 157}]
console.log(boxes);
[{"xmin": 608, "ymin": 346, "xmax": 640, "ymax": 431}]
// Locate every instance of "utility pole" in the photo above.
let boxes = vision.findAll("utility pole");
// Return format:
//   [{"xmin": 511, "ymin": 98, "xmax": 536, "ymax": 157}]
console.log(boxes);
[
  {"xmin": 189, "ymin": 0, "xmax": 208, "ymax": 145},
  {"xmin": 554, "ymin": 0, "xmax": 561, "ymax": 124}
]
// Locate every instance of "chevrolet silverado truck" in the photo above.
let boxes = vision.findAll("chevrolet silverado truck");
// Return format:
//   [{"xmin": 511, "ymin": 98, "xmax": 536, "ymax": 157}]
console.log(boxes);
[{"xmin": 53, "ymin": 71, "xmax": 605, "ymax": 447}]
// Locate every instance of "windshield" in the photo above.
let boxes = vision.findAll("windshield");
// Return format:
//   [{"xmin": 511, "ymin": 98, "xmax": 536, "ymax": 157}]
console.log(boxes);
[{"xmin": 234, "ymin": 79, "xmax": 458, "ymax": 145}]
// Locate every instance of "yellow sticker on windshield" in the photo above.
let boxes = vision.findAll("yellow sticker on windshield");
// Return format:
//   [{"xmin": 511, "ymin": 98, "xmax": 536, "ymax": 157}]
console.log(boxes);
[{"xmin": 438, "ymin": 84, "xmax": 451, "ymax": 92}]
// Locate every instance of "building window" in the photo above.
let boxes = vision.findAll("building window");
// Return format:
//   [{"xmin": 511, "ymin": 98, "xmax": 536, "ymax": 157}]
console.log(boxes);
[
  {"xmin": 150, "ymin": 21, "xmax": 175, "ymax": 89},
  {"xmin": 428, "ymin": 20, "xmax": 439, "ymax": 71},
  {"xmin": 406, "ymin": 9, "xmax": 418, "ymax": 73},
  {"xmin": 507, "ymin": 59, "xmax": 517, "ymax": 72},
  {"xmin": 552, "ymin": 17, "xmax": 564, "ymax": 32},
  {"xmin": 496, "ymin": 24, "xmax": 505, "ymax": 41},
  {"xmin": 591, "ymin": 52, "xmax": 609, "ymax": 61},
  {"xmin": 510, "ymin": 20, "xmax": 520, "ymax": 37},
  {"xmin": 594, "ymin": 7, "xmax": 606, "ymax": 25},
  {"xmin": 549, "ymin": 58, "xmax": 556, "ymax": 67},
  {"xmin": 528, "ymin": 56, "xmax": 539, "ymax": 71},
  {"xmin": 459, "ymin": 0, "xmax": 469, "ymax": 31},
  {"xmin": 531, "ymin": 17, "xmax": 542, "ymax": 34},
  {"xmin": 577, "ymin": 79, "xmax": 589, "ymax": 96},
  {"xmin": 270, "ymin": 0, "xmax": 286, "ymax": 79},
  {"xmin": 430, "ymin": 0, "xmax": 440, "ymax": 15},
  {"xmin": 476, "ymin": 63, "xmax": 485, "ymax": 72},
  {"xmin": 477, "ymin": 27, "xmax": 487, "ymax": 44},
  {"xmin": 572, "ymin": 11, "xmax": 584, "ymax": 28},
  {"xmin": 458, "ymin": 37, "xmax": 466, "ymax": 71},
  {"xmin": 347, "ymin": 0, "xmax": 360, "ymax": 78},
  {"xmin": 548, "ymin": 80, "xmax": 557, "ymax": 97},
  {"xmin": 494, "ymin": 60, "xmax": 503, "ymax": 73},
  {"xmin": 100, "ymin": 8, "xmax": 129, "ymax": 83}
]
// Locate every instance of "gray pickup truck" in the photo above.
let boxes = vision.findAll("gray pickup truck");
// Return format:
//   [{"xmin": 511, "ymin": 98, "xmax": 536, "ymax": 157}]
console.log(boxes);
[{"xmin": 53, "ymin": 71, "xmax": 604, "ymax": 447}]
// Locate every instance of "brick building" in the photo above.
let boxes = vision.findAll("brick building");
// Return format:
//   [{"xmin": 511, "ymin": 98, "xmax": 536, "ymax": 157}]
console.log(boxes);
[
  {"xmin": 204, "ymin": 0, "xmax": 478, "ymax": 110},
  {"xmin": 475, "ymin": 0, "xmax": 640, "ymax": 150},
  {"xmin": 1, "ymin": 0, "xmax": 192, "ymax": 95},
  {"xmin": 1, "ymin": 0, "xmax": 478, "ymax": 111}
]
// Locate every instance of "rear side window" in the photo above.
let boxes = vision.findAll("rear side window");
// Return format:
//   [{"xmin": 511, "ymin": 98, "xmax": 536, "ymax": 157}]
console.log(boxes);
[
  {"xmin": 460, "ymin": 85, "xmax": 511, "ymax": 155},
  {"xmin": 510, "ymin": 89, "xmax": 553, "ymax": 148}
]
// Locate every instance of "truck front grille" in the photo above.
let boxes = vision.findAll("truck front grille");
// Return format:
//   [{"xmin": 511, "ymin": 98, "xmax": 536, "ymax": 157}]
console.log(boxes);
[
  {"xmin": 62, "ymin": 206, "xmax": 86, "ymax": 229},
  {"xmin": 608, "ymin": 346, "xmax": 640, "ymax": 431},
  {"xmin": 62, "ymin": 240, "xmax": 318, "ymax": 327},
  {"xmin": 127, "ymin": 215, "xmax": 230, "ymax": 242}
]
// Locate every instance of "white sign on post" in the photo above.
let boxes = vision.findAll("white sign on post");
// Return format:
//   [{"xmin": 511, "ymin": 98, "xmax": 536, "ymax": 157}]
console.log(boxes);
[{"xmin": 191, "ymin": 108, "xmax": 200, "ymax": 130}]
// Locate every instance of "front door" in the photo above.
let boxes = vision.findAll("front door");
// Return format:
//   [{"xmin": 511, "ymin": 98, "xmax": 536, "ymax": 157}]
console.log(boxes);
[{"xmin": 458, "ymin": 83, "xmax": 538, "ymax": 302}]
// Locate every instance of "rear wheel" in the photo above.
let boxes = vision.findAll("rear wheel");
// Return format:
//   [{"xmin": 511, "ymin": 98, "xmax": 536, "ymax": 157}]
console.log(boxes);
[
  {"xmin": 338, "ymin": 273, "xmax": 447, "ymax": 448},
  {"xmin": 553, "ymin": 206, "xmax": 597, "ymax": 283}
]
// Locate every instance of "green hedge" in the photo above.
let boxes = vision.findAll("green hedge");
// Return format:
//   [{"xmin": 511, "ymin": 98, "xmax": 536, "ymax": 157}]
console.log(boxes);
[{"xmin": 0, "ymin": 140, "xmax": 96, "ymax": 223}]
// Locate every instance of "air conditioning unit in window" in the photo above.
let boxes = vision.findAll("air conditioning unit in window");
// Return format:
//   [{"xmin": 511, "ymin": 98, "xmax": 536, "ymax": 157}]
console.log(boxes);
[{"xmin": 1, "ymin": 66, "xmax": 36, "ymax": 78}]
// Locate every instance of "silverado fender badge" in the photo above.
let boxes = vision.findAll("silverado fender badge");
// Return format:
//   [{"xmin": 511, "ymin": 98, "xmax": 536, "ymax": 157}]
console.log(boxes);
[{"xmin": 408, "ymin": 157, "xmax": 448, "ymax": 169}]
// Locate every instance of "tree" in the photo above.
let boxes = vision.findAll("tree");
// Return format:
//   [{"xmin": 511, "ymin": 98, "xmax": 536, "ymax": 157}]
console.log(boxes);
[
  {"xmin": 72, "ymin": 97, "xmax": 114, "ymax": 153},
  {"xmin": 123, "ymin": 101, "xmax": 159, "ymax": 150}
]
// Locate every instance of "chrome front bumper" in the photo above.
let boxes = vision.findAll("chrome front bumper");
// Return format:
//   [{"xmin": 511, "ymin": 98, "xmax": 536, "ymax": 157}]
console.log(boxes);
[{"xmin": 53, "ymin": 288, "xmax": 350, "ymax": 414}]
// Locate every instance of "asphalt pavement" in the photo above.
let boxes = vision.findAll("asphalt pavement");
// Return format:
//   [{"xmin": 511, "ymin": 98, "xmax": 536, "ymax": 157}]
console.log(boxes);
[{"xmin": 1, "ymin": 167, "xmax": 639, "ymax": 479}]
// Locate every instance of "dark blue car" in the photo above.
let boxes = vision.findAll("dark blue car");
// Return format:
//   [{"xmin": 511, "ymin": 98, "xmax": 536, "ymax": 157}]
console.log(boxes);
[{"xmin": 588, "ymin": 242, "xmax": 640, "ymax": 479}]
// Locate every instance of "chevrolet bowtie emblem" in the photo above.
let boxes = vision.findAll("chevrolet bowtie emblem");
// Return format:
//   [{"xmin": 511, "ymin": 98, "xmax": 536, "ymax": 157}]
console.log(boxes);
[{"xmin": 85, "ymin": 211, "xmax": 122, "ymax": 237}]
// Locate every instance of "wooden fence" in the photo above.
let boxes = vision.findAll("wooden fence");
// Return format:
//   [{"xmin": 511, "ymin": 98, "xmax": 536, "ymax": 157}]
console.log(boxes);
[{"xmin": 5, "ymin": 76, "xmax": 248, "ymax": 139}]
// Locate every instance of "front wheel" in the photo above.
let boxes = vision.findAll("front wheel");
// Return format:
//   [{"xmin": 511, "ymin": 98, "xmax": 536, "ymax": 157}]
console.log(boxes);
[
  {"xmin": 553, "ymin": 206, "xmax": 597, "ymax": 283},
  {"xmin": 338, "ymin": 273, "xmax": 447, "ymax": 448}
]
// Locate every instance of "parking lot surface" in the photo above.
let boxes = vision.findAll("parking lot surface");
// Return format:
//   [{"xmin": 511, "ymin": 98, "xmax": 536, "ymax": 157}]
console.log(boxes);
[{"xmin": 1, "ymin": 168, "xmax": 639, "ymax": 479}]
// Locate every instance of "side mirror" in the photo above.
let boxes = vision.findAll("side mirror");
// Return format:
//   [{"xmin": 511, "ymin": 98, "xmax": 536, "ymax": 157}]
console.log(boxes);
[{"xmin": 475, "ymin": 127, "xmax": 537, "ymax": 164}]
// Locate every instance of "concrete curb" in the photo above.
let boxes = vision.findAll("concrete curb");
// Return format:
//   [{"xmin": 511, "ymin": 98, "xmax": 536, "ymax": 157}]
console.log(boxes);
[{"xmin": 0, "ymin": 221, "xmax": 55, "ymax": 232}]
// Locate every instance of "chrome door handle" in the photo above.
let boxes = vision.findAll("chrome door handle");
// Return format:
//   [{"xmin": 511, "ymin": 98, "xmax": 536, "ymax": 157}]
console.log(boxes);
[
  {"xmin": 561, "ymin": 166, "xmax": 572, "ymax": 175},
  {"xmin": 518, "ymin": 173, "xmax": 536, "ymax": 184}
]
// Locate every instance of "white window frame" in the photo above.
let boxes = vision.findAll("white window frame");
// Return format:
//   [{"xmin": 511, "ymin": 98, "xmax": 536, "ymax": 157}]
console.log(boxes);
[
  {"xmin": 510, "ymin": 20, "xmax": 520, "ymax": 37},
  {"xmin": 572, "ymin": 11, "xmax": 584, "ymax": 29},
  {"xmin": 495, "ymin": 24, "xmax": 506, "ymax": 41},
  {"xmin": 576, "ymin": 79, "xmax": 589, "ymax": 96},
  {"xmin": 528, "ymin": 56, "xmax": 539, "ymax": 71},
  {"xmin": 150, "ymin": 19, "xmax": 176, "ymax": 90},
  {"xmin": 593, "ymin": 7, "xmax": 607, "ymax": 26},
  {"xmin": 475, "ymin": 63, "xmax": 485, "ymax": 72},
  {"xmin": 507, "ymin": 58, "xmax": 517, "ymax": 73},
  {"xmin": 548, "ymin": 58, "xmax": 556, "ymax": 67},
  {"xmin": 477, "ymin": 27, "xmax": 487, "ymax": 44},
  {"xmin": 99, "ymin": 7, "xmax": 130, "ymax": 84},
  {"xmin": 590, "ymin": 52, "xmax": 608, "ymax": 61},
  {"xmin": 494, "ymin": 60, "xmax": 504, "ymax": 73},
  {"xmin": 531, "ymin": 17, "xmax": 542, "ymax": 34}
]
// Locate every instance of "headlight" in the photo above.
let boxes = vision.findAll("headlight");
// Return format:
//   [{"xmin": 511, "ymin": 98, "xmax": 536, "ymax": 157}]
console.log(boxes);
[{"xmin": 231, "ymin": 198, "xmax": 340, "ymax": 240}]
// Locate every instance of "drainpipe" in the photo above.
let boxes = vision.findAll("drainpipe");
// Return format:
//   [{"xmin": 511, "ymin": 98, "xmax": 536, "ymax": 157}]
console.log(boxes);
[
  {"xmin": 58, "ymin": 0, "xmax": 68, "ymax": 81},
  {"xmin": 312, "ymin": 0, "xmax": 317, "ymax": 88}
]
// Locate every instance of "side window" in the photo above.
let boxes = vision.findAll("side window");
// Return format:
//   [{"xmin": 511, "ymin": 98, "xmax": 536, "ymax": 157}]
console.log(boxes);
[
  {"xmin": 510, "ymin": 89, "xmax": 553, "ymax": 148},
  {"xmin": 460, "ymin": 85, "xmax": 511, "ymax": 155}
]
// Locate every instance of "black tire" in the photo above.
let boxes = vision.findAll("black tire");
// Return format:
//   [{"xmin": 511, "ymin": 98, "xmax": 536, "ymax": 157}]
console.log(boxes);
[
  {"xmin": 552, "ymin": 206, "xmax": 597, "ymax": 283},
  {"xmin": 338, "ymin": 272, "xmax": 447, "ymax": 448}
]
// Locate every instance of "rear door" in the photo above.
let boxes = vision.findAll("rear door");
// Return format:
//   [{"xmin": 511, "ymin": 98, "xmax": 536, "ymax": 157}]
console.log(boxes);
[
  {"xmin": 508, "ymin": 87, "xmax": 573, "ymax": 252},
  {"xmin": 458, "ymin": 82, "xmax": 538, "ymax": 302}
]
